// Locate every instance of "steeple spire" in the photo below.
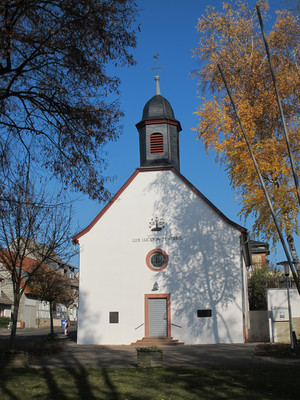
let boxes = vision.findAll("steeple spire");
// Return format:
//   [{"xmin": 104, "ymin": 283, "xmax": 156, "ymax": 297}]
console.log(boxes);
[{"xmin": 155, "ymin": 74, "xmax": 161, "ymax": 95}]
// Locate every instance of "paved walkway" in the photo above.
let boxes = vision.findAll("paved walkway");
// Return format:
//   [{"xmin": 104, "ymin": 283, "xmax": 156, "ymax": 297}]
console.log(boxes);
[
  {"xmin": 28, "ymin": 339, "xmax": 300, "ymax": 369},
  {"xmin": 2, "ymin": 328, "xmax": 300, "ymax": 369}
]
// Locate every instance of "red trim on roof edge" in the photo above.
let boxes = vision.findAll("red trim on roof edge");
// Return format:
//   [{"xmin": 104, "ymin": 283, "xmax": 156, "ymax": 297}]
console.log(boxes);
[
  {"xmin": 168, "ymin": 168, "xmax": 247, "ymax": 234},
  {"xmin": 72, "ymin": 166, "xmax": 247, "ymax": 243},
  {"xmin": 73, "ymin": 169, "xmax": 140, "ymax": 243},
  {"xmin": 136, "ymin": 119, "xmax": 182, "ymax": 132}
]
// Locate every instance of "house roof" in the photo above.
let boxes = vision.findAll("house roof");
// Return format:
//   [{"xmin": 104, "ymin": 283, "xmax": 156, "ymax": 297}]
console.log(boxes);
[
  {"xmin": 73, "ymin": 166, "xmax": 248, "ymax": 243},
  {"xmin": 0, "ymin": 250, "xmax": 78, "ymax": 298},
  {"xmin": 0, "ymin": 249, "xmax": 49, "ymax": 294},
  {"xmin": 0, "ymin": 249, "xmax": 46, "ymax": 273},
  {"xmin": 10, "ymin": 237, "xmax": 76, "ymax": 271}
]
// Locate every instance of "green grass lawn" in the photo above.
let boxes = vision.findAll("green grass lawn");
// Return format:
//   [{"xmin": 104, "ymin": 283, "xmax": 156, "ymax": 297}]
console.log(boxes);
[{"xmin": 0, "ymin": 365, "xmax": 299, "ymax": 400}]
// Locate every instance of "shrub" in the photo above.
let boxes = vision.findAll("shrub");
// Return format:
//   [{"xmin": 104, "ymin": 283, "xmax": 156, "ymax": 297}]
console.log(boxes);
[
  {"xmin": 0, "ymin": 317, "xmax": 10, "ymax": 327},
  {"xmin": 136, "ymin": 346, "xmax": 162, "ymax": 353}
]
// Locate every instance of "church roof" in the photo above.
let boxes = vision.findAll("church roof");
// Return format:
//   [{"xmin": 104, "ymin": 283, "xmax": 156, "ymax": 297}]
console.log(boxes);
[
  {"xmin": 136, "ymin": 74, "xmax": 181, "ymax": 130},
  {"xmin": 142, "ymin": 94, "xmax": 175, "ymax": 121}
]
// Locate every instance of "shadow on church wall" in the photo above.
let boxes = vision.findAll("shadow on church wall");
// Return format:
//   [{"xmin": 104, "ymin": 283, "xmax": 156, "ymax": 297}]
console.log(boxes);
[
  {"xmin": 76, "ymin": 168, "xmax": 245, "ymax": 345},
  {"xmin": 142, "ymin": 171, "xmax": 244, "ymax": 344}
]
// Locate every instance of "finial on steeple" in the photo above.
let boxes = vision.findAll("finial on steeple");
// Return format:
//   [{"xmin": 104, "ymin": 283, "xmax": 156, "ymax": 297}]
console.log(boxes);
[
  {"xmin": 155, "ymin": 74, "xmax": 161, "ymax": 95},
  {"xmin": 151, "ymin": 54, "xmax": 164, "ymax": 95}
]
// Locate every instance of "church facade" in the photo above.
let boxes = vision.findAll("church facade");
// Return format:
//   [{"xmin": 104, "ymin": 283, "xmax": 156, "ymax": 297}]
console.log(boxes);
[{"xmin": 74, "ymin": 76, "xmax": 251, "ymax": 345}]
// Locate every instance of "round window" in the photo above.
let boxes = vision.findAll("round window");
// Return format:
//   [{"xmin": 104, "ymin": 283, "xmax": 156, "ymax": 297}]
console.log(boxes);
[{"xmin": 146, "ymin": 249, "xmax": 168, "ymax": 271}]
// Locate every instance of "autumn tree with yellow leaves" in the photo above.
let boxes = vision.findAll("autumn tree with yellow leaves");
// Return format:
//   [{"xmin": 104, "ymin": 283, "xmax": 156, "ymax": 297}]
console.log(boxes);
[{"xmin": 193, "ymin": 0, "xmax": 300, "ymax": 273}]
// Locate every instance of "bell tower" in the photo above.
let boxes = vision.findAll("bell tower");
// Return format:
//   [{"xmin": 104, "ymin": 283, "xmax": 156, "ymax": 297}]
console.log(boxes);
[{"xmin": 136, "ymin": 75, "xmax": 182, "ymax": 171}]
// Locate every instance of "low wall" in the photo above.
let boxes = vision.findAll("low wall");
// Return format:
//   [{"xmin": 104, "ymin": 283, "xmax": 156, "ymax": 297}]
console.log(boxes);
[
  {"xmin": 271, "ymin": 318, "xmax": 300, "ymax": 343},
  {"xmin": 267, "ymin": 288, "xmax": 300, "ymax": 343},
  {"xmin": 35, "ymin": 318, "xmax": 63, "ymax": 328}
]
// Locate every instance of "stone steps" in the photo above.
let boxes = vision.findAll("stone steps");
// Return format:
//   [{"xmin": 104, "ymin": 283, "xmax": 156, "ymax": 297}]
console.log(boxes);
[{"xmin": 131, "ymin": 337, "xmax": 184, "ymax": 346}]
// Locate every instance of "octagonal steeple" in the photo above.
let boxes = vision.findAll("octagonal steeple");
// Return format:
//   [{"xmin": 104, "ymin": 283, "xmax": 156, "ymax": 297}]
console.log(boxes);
[{"xmin": 136, "ymin": 75, "xmax": 182, "ymax": 171}]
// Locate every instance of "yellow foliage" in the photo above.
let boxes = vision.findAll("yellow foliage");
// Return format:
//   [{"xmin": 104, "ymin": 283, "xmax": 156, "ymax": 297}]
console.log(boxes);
[{"xmin": 193, "ymin": 0, "xmax": 300, "ymax": 243}]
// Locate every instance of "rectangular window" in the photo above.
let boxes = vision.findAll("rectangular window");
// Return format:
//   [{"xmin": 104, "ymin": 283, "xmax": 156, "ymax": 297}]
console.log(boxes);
[
  {"xmin": 109, "ymin": 311, "xmax": 119, "ymax": 324},
  {"xmin": 197, "ymin": 309, "xmax": 212, "ymax": 318}
]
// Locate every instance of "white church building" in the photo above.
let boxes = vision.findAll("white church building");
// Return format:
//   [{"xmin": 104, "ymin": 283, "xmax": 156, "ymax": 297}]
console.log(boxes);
[{"xmin": 73, "ymin": 75, "xmax": 251, "ymax": 345}]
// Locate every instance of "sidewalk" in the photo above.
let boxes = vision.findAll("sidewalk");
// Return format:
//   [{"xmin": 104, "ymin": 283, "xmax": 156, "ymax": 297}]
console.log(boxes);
[
  {"xmin": 28, "ymin": 339, "xmax": 300, "ymax": 369},
  {"xmin": 2, "ymin": 328, "xmax": 300, "ymax": 369}
]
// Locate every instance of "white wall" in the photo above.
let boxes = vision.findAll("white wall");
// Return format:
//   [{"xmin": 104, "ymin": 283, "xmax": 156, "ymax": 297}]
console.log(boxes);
[
  {"xmin": 268, "ymin": 288, "xmax": 300, "ymax": 343},
  {"xmin": 77, "ymin": 170, "xmax": 245, "ymax": 345},
  {"xmin": 1, "ymin": 308, "xmax": 11, "ymax": 318},
  {"xmin": 268, "ymin": 288, "xmax": 300, "ymax": 318}
]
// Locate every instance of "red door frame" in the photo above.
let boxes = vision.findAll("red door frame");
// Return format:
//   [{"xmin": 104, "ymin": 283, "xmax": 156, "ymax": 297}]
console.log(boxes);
[{"xmin": 144, "ymin": 293, "xmax": 171, "ymax": 338}]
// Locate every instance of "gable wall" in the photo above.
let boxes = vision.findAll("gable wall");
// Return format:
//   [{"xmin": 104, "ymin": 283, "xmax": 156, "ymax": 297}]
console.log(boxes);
[
  {"xmin": 0, "ymin": 264, "xmax": 14, "ymax": 302},
  {"xmin": 77, "ymin": 170, "xmax": 245, "ymax": 345}
]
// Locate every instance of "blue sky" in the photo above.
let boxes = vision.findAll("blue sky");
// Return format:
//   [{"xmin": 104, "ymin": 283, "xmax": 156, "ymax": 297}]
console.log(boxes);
[{"xmin": 71, "ymin": 0, "xmax": 298, "ymax": 267}]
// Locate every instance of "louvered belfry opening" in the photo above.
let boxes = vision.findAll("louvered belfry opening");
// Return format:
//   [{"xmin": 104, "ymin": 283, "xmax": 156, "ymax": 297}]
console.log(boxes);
[{"xmin": 150, "ymin": 133, "xmax": 164, "ymax": 154}]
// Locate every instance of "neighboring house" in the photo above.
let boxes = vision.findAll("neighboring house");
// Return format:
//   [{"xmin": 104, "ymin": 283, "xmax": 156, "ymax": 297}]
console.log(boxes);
[
  {"xmin": 0, "ymin": 250, "xmax": 78, "ymax": 328},
  {"xmin": 0, "ymin": 255, "xmax": 45, "ymax": 327},
  {"xmin": 10, "ymin": 237, "xmax": 77, "ymax": 279},
  {"xmin": 248, "ymin": 239, "xmax": 285, "ymax": 290},
  {"xmin": 22, "ymin": 242, "xmax": 79, "ymax": 323},
  {"xmin": 74, "ymin": 75, "xmax": 252, "ymax": 345},
  {"xmin": 249, "ymin": 240, "xmax": 270, "ymax": 268},
  {"xmin": 0, "ymin": 272, "xmax": 13, "ymax": 318}
]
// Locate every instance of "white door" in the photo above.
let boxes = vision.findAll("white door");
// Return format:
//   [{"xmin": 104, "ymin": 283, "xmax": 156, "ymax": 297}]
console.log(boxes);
[{"xmin": 148, "ymin": 298, "xmax": 168, "ymax": 337}]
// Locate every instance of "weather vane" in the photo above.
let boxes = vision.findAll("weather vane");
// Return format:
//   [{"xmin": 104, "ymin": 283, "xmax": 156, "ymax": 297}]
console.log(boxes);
[{"xmin": 150, "ymin": 54, "xmax": 165, "ymax": 74}]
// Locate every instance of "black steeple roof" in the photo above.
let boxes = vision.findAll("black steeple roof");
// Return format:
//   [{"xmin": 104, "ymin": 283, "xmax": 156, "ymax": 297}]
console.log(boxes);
[
  {"xmin": 142, "ymin": 94, "xmax": 175, "ymax": 121},
  {"xmin": 136, "ymin": 74, "xmax": 181, "ymax": 129}
]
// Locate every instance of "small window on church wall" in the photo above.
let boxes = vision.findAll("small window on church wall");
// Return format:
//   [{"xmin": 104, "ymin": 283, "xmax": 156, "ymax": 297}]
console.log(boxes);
[
  {"xmin": 197, "ymin": 309, "xmax": 212, "ymax": 318},
  {"xmin": 150, "ymin": 133, "xmax": 164, "ymax": 154},
  {"xmin": 109, "ymin": 311, "xmax": 119, "ymax": 323}
]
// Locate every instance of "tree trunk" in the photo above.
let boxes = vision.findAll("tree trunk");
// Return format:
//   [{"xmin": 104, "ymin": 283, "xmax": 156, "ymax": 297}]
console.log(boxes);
[
  {"xmin": 9, "ymin": 294, "xmax": 21, "ymax": 351},
  {"xmin": 49, "ymin": 301, "xmax": 54, "ymax": 335},
  {"xmin": 287, "ymin": 235, "xmax": 300, "ymax": 277}
]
